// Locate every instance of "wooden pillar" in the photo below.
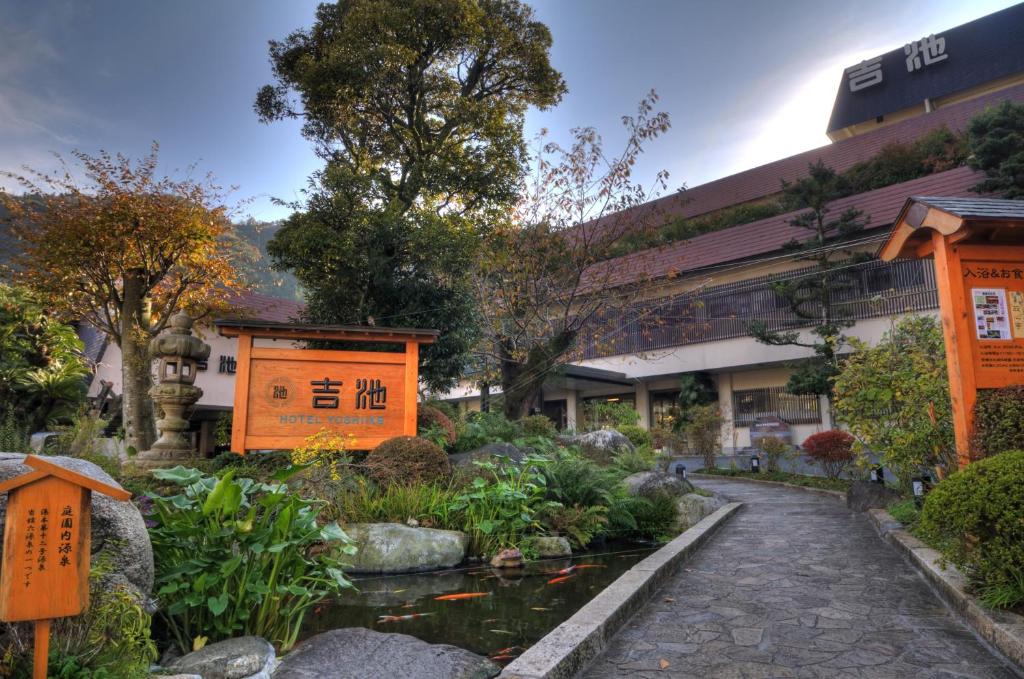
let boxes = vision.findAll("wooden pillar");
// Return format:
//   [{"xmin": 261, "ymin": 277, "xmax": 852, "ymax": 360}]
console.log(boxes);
[
  {"xmin": 403, "ymin": 341, "xmax": 419, "ymax": 436},
  {"xmin": 931, "ymin": 232, "xmax": 976, "ymax": 468},
  {"xmin": 230, "ymin": 333, "xmax": 253, "ymax": 455}
]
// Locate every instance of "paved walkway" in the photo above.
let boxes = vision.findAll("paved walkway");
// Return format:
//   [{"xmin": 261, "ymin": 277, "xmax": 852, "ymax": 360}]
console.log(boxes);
[{"xmin": 582, "ymin": 478, "xmax": 1022, "ymax": 679}]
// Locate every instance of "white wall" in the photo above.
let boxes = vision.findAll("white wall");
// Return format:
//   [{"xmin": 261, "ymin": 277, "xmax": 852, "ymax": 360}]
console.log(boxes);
[{"xmin": 87, "ymin": 332, "xmax": 299, "ymax": 408}]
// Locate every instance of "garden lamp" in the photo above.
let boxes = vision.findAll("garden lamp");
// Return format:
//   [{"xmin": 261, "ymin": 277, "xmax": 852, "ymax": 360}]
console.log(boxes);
[
  {"xmin": 870, "ymin": 466, "xmax": 885, "ymax": 485},
  {"xmin": 675, "ymin": 464, "xmax": 687, "ymax": 480},
  {"xmin": 750, "ymin": 455, "xmax": 760, "ymax": 473}
]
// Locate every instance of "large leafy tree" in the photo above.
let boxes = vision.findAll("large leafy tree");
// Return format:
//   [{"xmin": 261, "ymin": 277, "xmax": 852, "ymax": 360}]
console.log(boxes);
[
  {"xmin": 475, "ymin": 93, "xmax": 671, "ymax": 418},
  {"xmin": 1, "ymin": 146, "xmax": 242, "ymax": 453},
  {"xmin": 968, "ymin": 100, "xmax": 1024, "ymax": 198},
  {"xmin": 255, "ymin": 0, "xmax": 565, "ymax": 391},
  {"xmin": 748, "ymin": 161, "xmax": 869, "ymax": 403}
]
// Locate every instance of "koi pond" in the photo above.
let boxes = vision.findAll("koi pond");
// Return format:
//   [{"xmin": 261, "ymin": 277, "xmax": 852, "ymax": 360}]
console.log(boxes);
[{"xmin": 302, "ymin": 545, "xmax": 658, "ymax": 666}]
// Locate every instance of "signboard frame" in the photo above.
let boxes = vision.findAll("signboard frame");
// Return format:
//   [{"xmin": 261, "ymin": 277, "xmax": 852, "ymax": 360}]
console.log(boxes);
[{"xmin": 216, "ymin": 321, "xmax": 438, "ymax": 453}]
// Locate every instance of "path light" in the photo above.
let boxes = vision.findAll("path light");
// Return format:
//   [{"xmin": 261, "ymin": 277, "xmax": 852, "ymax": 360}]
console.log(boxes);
[
  {"xmin": 870, "ymin": 466, "xmax": 885, "ymax": 485},
  {"xmin": 750, "ymin": 455, "xmax": 760, "ymax": 473},
  {"xmin": 675, "ymin": 464, "xmax": 687, "ymax": 480},
  {"xmin": 912, "ymin": 475, "xmax": 929, "ymax": 507}
]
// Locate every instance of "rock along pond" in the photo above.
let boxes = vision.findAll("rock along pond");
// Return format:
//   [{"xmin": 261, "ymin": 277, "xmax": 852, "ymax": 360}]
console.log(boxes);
[{"xmin": 301, "ymin": 545, "xmax": 658, "ymax": 666}]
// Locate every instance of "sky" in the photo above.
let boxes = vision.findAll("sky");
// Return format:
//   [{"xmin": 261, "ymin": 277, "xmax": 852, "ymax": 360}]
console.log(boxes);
[{"xmin": 0, "ymin": 0, "xmax": 1019, "ymax": 222}]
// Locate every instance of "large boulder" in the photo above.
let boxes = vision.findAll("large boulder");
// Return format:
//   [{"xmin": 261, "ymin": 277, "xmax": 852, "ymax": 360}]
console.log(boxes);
[
  {"xmin": 274, "ymin": 628, "xmax": 500, "ymax": 679},
  {"xmin": 0, "ymin": 453, "xmax": 152, "ymax": 599},
  {"xmin": 846, "ymin": 480, "xmax": 902, "ymax": 512},
  {"xmin": 623, "ymin": 471, "xmax": 693, "ymax": 498},
  {"xmin": 571, "ymin": 429, "xmax": 634, "ymax": 463},
  {"xmin": 448, "ymin": 442, "xmax": 524, "ymax": 467},
  {"xmin": 342, "ymin": 523, "xmax": 467, "ymax": 574},
  {"xmin": 165, "ymin": 636, "xmax": 276, "ymax": 679},
  {"xmin": 525, "ymin": 535, "xmax": 572, "ymax": 558},
  {"xmin": 675, "ymin": 492, "xmax": 725, "ymax": 532}
]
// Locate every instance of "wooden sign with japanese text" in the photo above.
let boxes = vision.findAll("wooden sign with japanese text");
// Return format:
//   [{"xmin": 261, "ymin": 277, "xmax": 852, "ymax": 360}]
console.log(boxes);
[
  {"xmin": 217, "ymin": 322, "xmax": 438, "ymax": 453},
  {"xmin": 962, "ymin": 260, "xmax": 1024, "ymax": 388},
  {"xmin": 0, "ymin": 455, "xmax": 132, "ymax": 679},
  {"xmin": 0, "ymin": 477, "xmax": 90, "ymax": 621}
]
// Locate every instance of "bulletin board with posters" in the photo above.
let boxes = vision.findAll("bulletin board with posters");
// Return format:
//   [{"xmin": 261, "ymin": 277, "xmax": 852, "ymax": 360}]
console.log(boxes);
[
  {"xmin": 216, "ymin": 321, "xmax": 438, "ymax": 453},
  {"xmin": 963, "ymin": 260, "xmax": 1024, "ymax": 388}
]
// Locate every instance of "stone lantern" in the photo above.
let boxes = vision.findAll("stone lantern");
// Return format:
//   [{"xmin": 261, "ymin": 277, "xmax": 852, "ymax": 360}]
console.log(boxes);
[{"xmin": 135, "ymin": 312, "xmax": 211, "ymax": 470}]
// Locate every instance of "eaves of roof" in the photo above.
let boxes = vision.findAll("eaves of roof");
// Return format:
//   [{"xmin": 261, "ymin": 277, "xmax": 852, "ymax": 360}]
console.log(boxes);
[{"xmin": 582, "ymin": 165, "xmax": 985, "ymax": 290}]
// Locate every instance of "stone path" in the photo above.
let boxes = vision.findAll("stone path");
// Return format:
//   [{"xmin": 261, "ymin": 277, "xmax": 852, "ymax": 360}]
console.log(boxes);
[{"xmin": 582, "ymin": 478, "xmax": 1022, "ymax": 679}]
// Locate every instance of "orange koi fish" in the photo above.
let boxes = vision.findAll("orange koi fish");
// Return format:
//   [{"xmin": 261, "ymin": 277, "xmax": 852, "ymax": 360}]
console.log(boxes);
[
  {"xmin": 530, "ymin": 607, "xmax": 550, "ymax": 612},
  {"xmin": 547, "ymin": 574, "xmax": 577, "ymax": 585},
  {"xmin": 574, "ymin": 564, "xmax": 605, "ymax": 570},
  {"xmin": 494, "ymin": 646, "xmax": 522, "ymax": 655},
  {"xmin": 545, "ymin": 565, "xmax": 576, "ymax": 576},
  {"xmin": 434, "ymin": 592, "xmax": 491, "ymax": 601},
  {"xmin": 490, "ymin": 654, "xmax": 517, "ymax": 661},
  {"xmin": 377, "ymin": 612, "xmax": 433, "ymax": 622}
]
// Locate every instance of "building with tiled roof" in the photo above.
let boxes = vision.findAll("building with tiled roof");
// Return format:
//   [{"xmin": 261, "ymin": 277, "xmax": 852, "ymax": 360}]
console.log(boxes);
[
  {"xmin": 86, "ymin": 289, "xmax": 305, "ymax": 454},
  {"xmin": 440, "ymin": 6, "xmax": 1024, "ymax": 455}
]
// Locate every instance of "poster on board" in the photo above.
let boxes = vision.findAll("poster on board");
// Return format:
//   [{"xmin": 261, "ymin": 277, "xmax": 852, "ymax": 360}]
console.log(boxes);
[{"xmin": 972, "ymin": 288, "xmax": 1012, "ymax": 340}]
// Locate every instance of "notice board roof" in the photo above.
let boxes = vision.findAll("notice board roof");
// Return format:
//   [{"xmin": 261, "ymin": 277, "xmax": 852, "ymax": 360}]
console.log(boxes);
[
  {"xmin": 880, "ymin": 196, "xmax": 1024, "ymax": 260},
  {"xmin": 215, "ymin": 319, "xmax": 438, "ymax": 344}
]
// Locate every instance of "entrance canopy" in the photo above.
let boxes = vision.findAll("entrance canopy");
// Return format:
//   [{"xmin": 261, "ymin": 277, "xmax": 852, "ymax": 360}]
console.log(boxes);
[{"xmin": 880, "ymin": 196, "xmax": 1024, "ymax": 260}]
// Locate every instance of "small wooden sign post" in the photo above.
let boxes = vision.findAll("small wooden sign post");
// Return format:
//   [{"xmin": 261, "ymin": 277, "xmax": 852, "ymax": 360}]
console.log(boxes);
[
  {"xmin": 216, "ymin": 321, "xmax": 438, "ymax": 453},
  {"xmin": 0, "ymin": 455, "xmax": 132, "ymax": 679},
  {"xmin": 881, "ymin": 196, "xmax": 1024, "ymax": 468}
]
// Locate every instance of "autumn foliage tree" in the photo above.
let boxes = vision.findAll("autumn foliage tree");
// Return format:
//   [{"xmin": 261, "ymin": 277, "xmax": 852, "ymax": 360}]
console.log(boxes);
[
  {"xmin": 475, "ymin": 92, "xmax": 672, "ymax": 418},
  {"xmin": 1, "ymin": 145, "xmax": 243, "ymax": 452}
]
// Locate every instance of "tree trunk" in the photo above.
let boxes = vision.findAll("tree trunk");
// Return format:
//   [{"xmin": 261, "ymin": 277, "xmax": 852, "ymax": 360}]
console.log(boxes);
[
  {"xmin": 497, "ymin": 330, "xmax": 576, "ymax": 421},
  {"xmin": 121, "ymin": 272, "xmax": 156, "ymax": 453}
]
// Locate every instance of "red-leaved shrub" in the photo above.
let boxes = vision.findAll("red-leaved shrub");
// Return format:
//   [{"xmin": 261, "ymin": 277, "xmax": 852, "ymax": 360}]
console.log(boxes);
[{"xmin": 802, "ymin": 430, "xmax": 856, "ymax": 480}]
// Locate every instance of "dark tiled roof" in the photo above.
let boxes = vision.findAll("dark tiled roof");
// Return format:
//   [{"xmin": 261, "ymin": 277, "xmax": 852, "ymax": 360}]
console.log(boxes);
[
  {"xmin": 913, "ymin": 196, "xmax": 1024, "ymax": 220},
  {"xmin": 221, "ymin": 291, "xmax": 304, "ymax": 324},
  {"xmin": 583, "ymin": 166, "xmax": 984, "ymax": 289},
  {"xmin": 619, "ymin": 82, "xmax": 1024, "ymax": 225}
]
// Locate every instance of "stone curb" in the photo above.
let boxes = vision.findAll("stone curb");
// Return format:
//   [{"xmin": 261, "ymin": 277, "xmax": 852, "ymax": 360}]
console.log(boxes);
[
  {"xmin": 497, "ymin": 502, "xmax": 743, "ymax": 679},
  {"xmin": 690, "ymin": 472, "xmax": 847, "ymax": 502},
  {"xmin": 867, "ymin": 508, "xmax": 1024, "ymax": 672}
]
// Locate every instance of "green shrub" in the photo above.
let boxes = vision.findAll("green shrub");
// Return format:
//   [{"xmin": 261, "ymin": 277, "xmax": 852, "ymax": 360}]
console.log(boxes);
[
  {"xmin": 449, "ymin": 455, "xmax": 560, "ymax": 556},
  {"xmin": 833, "ymin": 315, "xmax": 956, "ymax": 481},
  {"xmin": 650, "ymin": 426, "xmax": 685, "ymax": 452},
  {"xmin": 147, "ymin": 467, "xmax": 355, "ymax": 652},
  {"xmin": 971, "ymin": 386, "xmax": 1024, "ymax": 459},
  {"xmin": 918, "ymin": 451, "xmax": 1024, "ymax": 610},
  {"xmin": 542, "ymin": 453, "xmax": 621, "ymax": 507},
  {"xmin": 617, "ymin": 424, "xmax": 652, "ymax": 448},
  {"xmin": 520, "ymin": 414, "xmax": 558, "ymax": 439},
  {"xmin": 581, "ymin": 401, "xmax": 639, "ymax": 430},
  {"xmin": 754, "ymin": 436, "xmax": 791, "ymax": 473},
  {"xmin": 0, "ymin": 411, "xmax": 29, "ymax": 453},
  {"xmin": 613, "ymin": 492, "xmax": 678, "ymax": 542},
  {"xmin": 455, "ymin": 411, "xmax": 521, "ymax": 452},
  {"xmin": 365, "ymin": 436, "xmax": 451, "ymax": 487},
  {"xmin": 887, "ymin": 498, "xmax": 920, "ymax": 529},
  {"xmin": 337, "ymin": 479, "xmax": 458, "ymax": 529},
  {"xmin": 614, "ymin": 444, "xmax": 660, "ymax": 473},
  {"xmin": 684, "ymin": 404, "xmax": 723, "ymax": 469},
  {"xmin": 539, "ymin": 503, "xmax": 608, "ymax": 550},
  {"xmin": 417, "ymin": 404, "xmax": 457, "ymax": 447}
]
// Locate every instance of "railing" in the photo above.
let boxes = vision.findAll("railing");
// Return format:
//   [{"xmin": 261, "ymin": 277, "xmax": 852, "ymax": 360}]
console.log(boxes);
[{"xmin": 579, "ymin": 258, "xmax": 938, "ymax": 359}]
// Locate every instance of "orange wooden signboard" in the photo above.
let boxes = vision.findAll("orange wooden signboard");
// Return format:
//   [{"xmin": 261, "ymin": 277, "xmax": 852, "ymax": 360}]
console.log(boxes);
[
  {"xmin": 881, "ymin": 197, "xmax": 1024, "ymax": 467},
  {"xmin": 0, "ymin": 455, "xmax": 132, "ymax": 679},
  {"xmin": 217, "ymin": 321, "xmax": 438, "ymax": 453}
]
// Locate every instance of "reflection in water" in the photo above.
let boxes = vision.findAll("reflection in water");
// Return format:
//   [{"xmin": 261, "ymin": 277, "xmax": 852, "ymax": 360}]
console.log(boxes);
[{"xmin": 302, "ymin": 546, "xmax": 657, "ymax": 665}]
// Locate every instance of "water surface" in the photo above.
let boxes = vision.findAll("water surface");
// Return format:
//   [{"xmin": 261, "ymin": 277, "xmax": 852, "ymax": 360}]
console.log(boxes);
[{"xmin": 303, "ymin": 545, "xmax": 657, "ymax": 664}]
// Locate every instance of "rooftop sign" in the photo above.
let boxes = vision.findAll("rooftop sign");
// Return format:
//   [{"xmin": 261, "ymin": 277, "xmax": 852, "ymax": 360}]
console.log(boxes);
[{"xmin": 827, "ymin": 3, "xmax": 1024, "ymax": 134}]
